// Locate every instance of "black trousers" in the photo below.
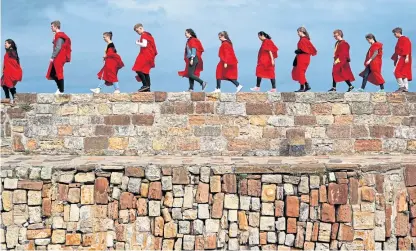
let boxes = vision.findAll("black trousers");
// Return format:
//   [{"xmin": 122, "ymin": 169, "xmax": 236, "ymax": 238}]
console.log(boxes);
[
  {"xmin": 216, "ymin": 79, "xmax": 239, "ymax": 89},
  {"xmin": 136, "ymin": 71, "xmax": 151, "ymax": 87},
  {"xmin": 361, "ymin": 66, "xmax": 384, "ymax": 90},
  {"xmin": 256, "ymin": 77, "xmax": 276, "ymax": 89},
  {"xmin": 50, "ymin": 65, "xmax": 64, "ymax": 92},
  {"xmin": 2, "ymin": 86, "xmax": 16, "ymax": 99},
  {"xmin": 188, "ymin": 57, "xmax": 204, "ymax": 90}
]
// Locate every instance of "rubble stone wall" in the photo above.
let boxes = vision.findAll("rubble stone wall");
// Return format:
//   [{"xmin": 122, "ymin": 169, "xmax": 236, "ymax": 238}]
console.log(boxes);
[
  {"xmin": 1, "ymin": 157, "xmax": 416, "ymax": 250},
  {"xmin": 1, "ymin": 92, "xmax": 415, "ymax": 156}
]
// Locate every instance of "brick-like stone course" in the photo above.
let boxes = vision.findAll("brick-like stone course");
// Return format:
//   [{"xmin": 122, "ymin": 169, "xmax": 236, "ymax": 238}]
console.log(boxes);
[
  {"xmin": 1, "ymin": 92, "xmax": 415, "ymax": 155},
  {"xmin": 1, "ymin": 155, "xmax": 416, "ymax": 250}
]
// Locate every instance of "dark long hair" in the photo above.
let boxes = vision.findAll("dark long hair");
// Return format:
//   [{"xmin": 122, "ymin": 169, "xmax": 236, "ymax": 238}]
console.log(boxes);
[
  {"xmin": 258, "ymin": 31, "xmax": 271, "ymax": 39},
  {"xmin": 365, "ymin": 33, "xmax": 377, "ymax": 42},
  {"xmin": 5, "ymin": 39, "xmax": 20, "ymax": 64},
  {"xmin": 186, "ymin": 29, "xmax": 197, "ymax": 38},
  {"xmin": 219, "ymin": 31, "xmax": 232, "ymax": 44}
]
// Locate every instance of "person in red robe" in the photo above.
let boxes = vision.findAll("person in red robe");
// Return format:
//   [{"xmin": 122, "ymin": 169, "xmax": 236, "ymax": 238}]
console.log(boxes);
[
  {"xmin": 391, "ymin": 27, "xmax": 412, "ymax": 92},
  {"xmin": 291, "ymin": 27, "xmax": 317, "ymax": 92},
  {"xmin": 178, "ymin": 29, "xmax": 207, "ymax": 92},
  {"xmin": 328, "ymin": 29, "xmax": 355, "ymax": 92},
  {"xmin": 358, "ymin": 34, "xmax": 385, "ymax": 92},
  {"xmin": 46, "ymin": 20, "xmax": 71, "ymax": 94},
  {"xmin": 132, "ymin": 23, "xmax": 158, "ymax": 92},
  {"xmin": 212, "ymin": 31, "xmax": 243, "ymax": 93},
  {"xmin": 1, "ymin": 39, "xmax": 22, "ymax": 104},
  {"xmin": 91, "ymin": 32, "xmax": 124, "ymax": 94},
  {"xmin": 250, "ymin": 31, "xmax": 278, "ymax": 92}
]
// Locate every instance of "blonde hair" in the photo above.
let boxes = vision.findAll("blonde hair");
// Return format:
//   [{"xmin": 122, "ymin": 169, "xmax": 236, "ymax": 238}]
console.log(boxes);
[
  {"xmin": 297, "ymin": 27, "xmax": 310, "ymax": 40},
  {"xmin": 133, "ymin": 23, "xmax": 143, "ymax": 31}
]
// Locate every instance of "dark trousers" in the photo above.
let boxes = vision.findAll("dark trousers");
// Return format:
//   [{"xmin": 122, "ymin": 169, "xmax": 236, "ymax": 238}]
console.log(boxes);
[
  {"xmin": 256, "ymin": 77, "xmax": 276, "ymax": 88},
  {"xmin": 188, "ymin": 57, "xmax": 204, "ymax": 90},
  {"xmin": 2, "ymin": 86, "xmax": 16, "ymax": 99},
  {"xmin": 50, "ymin": 65, "xmax": 64, "ymax": 92},
  {"xmin": 136, "ymin": 71, "xmax": 151, "ymax": 87},
  {"xmin": 332, "ymin": 78, "xmax": 352, "ymax": 88},
  {"xmin": 216, "ymin": 79, "xmax": 239, "ymax": 89},
  {"xmin": 361, "ymin": 66, "xmax": 384, "ymax": 90}
]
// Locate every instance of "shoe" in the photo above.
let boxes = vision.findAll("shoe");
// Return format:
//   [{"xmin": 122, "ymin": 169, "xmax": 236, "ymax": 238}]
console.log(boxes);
[
  {"xmin": 328, "ymin": 88, "xmax": 336, "ymax": 92},
  {"xmin": 250, "ymin": 87, "xmax": 260, "ymax": 92},
  {"xmin": 90, "ymin": 88, "xmax": 101, "ymax": 94},
  {"xmin": 236, "ymin": 85, "xmax": 243, "ymax": 93},
  {"xmin": 55, "ymin": 90, "xmax": 63, "ymax": 95},
  {"xmin": 403, "ymin": 88, "xmax": 409, "ymax": 93},
  {"xmin": 268, "ymin": 88, "xmax": 277, "ymax": 93},
  {"xmin": 211, "ymin": 89, "xmax": 221, "ymax": 93},
  {"xmin": 138, "ymin": 86, "xmax": 150, "ymax": 92},
  {"xmin": 187, "ymin": 89, "xmax": 194, "ymax": 92},
  {"xmin": 347, "ymin": 86, "xmax": 354, "ymax": 92},
  {"xmin": 201, "ymin": 82, "xmax": 207, "ymax": 91},
  {"xmin": 377, "ymin": 89, "xmax": 385, "ymax": 93},
  {"xmin": 356, "ymin": 88, "xmax": 364, "ymax": 92},
  {"xmin": 394, "ymin": 87, "xmax": 405, "ymax": 93},
  {"xmin": 295, "ymin": 88, "xmax": 305, "ymax": 92},
  {"xmin": 305, "ymin": 83, "xmax": 311, "ymax": 91},
  {"xmin": 114, "ymin": 89, "xmax": 121, "ymax": 94}
]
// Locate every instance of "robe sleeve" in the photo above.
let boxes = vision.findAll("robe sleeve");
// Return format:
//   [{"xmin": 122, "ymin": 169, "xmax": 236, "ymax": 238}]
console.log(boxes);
[
  {"xmin": 398, "ymin": 37, "xmax": 411, "ymax": 56},
  {"xmin": 298, "ymin": 38, "xmax": 317, "ymax": 56},
  {"xmin": 220, "ymin": 42, "xmax": 232, "ymax": 63},
  {"xmin": 263, "ymin": 40, "xmax": 278, "ymax": 58},
  {"xmin": 338, "ymin": 42, "xmax": 350, "ymax": 63}
]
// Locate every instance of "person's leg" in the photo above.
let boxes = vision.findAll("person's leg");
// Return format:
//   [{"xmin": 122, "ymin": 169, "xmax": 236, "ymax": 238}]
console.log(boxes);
[
  {"xmin": 305, "ymin": 82, "xmax": 311, "ymax": 91},
  {"xmin": 188, "ymin": 78, "xmax": 195, "ymax": 91},
  {"xmin": 136, "ymin": 71, "xmax": 148, "ymax": 87},
  {"xmin": 360, "ymin": 67, "xmax": 371, "ymax": 90},
  {"xmin": 345, "ymin": 80, "xmax": 352, "ymax": 87},
  {"xmin": 403, "ymin": 78, "xmax": 409, "ymax": 91},
  {"xmin": 144, "ymin": 74, "xmax": 151, "ymax": 88},
  {"xmin": 270, "ymin": 79, "xmax": 276, "ymax": 89},
  {"xmin": 396, "ymin": 78, "xmax": 405, "ymax": 91},
  {"xmin": 256, "ymin": 77, "xmax": 262, "ymax": 87},
  {"xmin": 328, "ymin": 78, "xmax": 337, "ymax": 92},
  {"xmin": 216, "ymin": 79, "xmax": 221, "ymax": 89},
  {"xmin": 380, "ymin": 84, "xmax": 385, "ymax": 90},
  {"xmin": 57, "ymin": 79, "xmax": 64, "ymax": 93},
  {"xmin": 113, "ymin": 82, "xmax": 120, "ymax": 90},
  {"xmin": 295, "ymin": 83, "xmax": 305, "ymax": 92},
  {"xmin": 188, "ymin": 58, "xmax": 206, "ymax": 90},
  {"xmin": 50, "ymin": 65, "xmax": 60, "ymax": 90},
  {"xmin": 227, "ymin": 79, "xmax": 240, "ymax": 87},
  {"xmin": 2, "ymin": 86, "xmax": 10, "ymax": 99},
  {"xmin": 10, "ymin": 87, "xmax": 16, "ymax": 99}
]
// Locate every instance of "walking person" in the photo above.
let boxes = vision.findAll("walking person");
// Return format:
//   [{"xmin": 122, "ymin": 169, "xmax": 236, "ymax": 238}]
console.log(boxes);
[
  {"xmin": 391, "ymin": 27, "xmax": 412, "ymax": 92},
  {"xmin": 46, "ymin": 20, "xmax": 72, "ymax": 94},
  {"xmin": 91, "ymin": 32, "xmax": 124, "ymax": 94},
  {"xmin": 1, "ymin": 39, "xmax": 22, "ymax": 104},
  {"xmin": 250, "ymin": 31, "xmax": 278, "ymax": 92},
  {"xmin": 132, "ymin": 23, "xmax": 158, "ymax": 92},
  {"xmin": 213, "ymin": 31, "xmax": 243, "ymax": 93},
  {"xmin": 291, "ymin": 27, "xmax": 317, "ymax": 92},
  {"xmin": 178, "ymin": 29, "xmax": 207, "ymax": 92},
  {"xmin": 357, "ymin": 34, "xmax": 385, "ymax": 92},
  {"xmin": 328, "ymin": 29, "xmax": 355, "ymax": 92}
]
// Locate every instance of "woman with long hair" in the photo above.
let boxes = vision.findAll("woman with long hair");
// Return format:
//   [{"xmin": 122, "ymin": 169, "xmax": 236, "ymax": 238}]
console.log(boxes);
[
  {"xmin": 1, "ymin": 39, "xmax": 22, "ymax": 103},
  {"xmin": 213, "ymin": 31, "xmax": 243, "ymax": 93},
  {"xmin": 91, "ymin": 31, "xmax": 124, "ymax": 94},
  {"xmin": 357, "ymin": 34, "xmax": 385, "ymax": 92},
  {"xmin": 291, "ymin": 27, "xmax": 317, "ymax": 92},
  {"xmin": 178, "ymin": 29, "xmax": 207, "ymax": 92},
  {"xmin": 250, "ymin": 31, "xmax": 278, "ymax": 92}
]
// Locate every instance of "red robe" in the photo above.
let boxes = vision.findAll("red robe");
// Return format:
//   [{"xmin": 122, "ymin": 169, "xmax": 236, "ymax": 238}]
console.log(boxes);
[
  {"xmin": 46, "ymin": 32, "xmax": 71, "ymax": 80},
  {"xmin": 332, "ymin": 40, "xmax": 355, "ymax": 82},
  {"xmin": 132, "ymin": 32, "xmax": 158, "ymax": 82},
  {"xmin": 178, "ymin": 37, "xmax": 204, "ymax": 78},
  {"xmin": 216, "ymin": 40, "xmax": 238, "ymax": 80},
  {"xmin": 359, "ymin": 42, "xmax": 385, "ymax": 85},
  {"xmin": 391, "ymin": 36, "xmax": 412, "ymax": 81},
  {"xmin": 255, "ymin": 39, "xmax": 278, "ymax": 79},
  {"xmin": 97, "ymin": 44, "xmax": 124, "ymax": 85},
  {"xmin": 292, "ymin": 37, "xmax": 317, "ymax": 84},
  {"xmin": 1, "ymin": 50, "xmax": 22, "ymax": 88}
]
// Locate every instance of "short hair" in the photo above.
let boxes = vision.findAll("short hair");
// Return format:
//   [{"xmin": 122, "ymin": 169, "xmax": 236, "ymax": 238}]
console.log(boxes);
[
  {"xmin": 392, "ymin": 27, "xmax": 402, "ymax": 34},
  {"xmin": 333, "ymin": 29, "xmax": 343, "ymax": 38},
  {"xmin": 51, "ymin": 20, "xmax": 61, "ymax": 29},
  {"xmin": 133, "ymin": 23, "xmax": 143, "ymax": 31},
  {"xmin": 103, "ymin": 31, "xmax": 113, "ymax": 39}
]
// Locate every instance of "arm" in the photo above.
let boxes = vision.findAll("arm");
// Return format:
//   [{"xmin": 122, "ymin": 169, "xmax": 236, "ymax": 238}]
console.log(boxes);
[
  {"xmin": 136, "ymin": 38, "xmax": 148, "ymax": 47},
  {"xmin": 189, "ymin": 48, "xmax": 196, "ymax": 59},
  {"xmin": 370, "ymin": 50, "xmax": 379, "ymax": 60},
  {"xmin": 51, "ymin": 38, "xmax": 64, "ymax": 59},
  {"xmin": 269, "ymin": 51, "xmax": 274, "ymax": 65}
]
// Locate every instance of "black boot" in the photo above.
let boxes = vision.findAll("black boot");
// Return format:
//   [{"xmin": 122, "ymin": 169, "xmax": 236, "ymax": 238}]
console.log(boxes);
[
  {"xmin": 295, "ymin": 84, "xmax": 305, "ymax": 92},
  {"xmin": 304, "ymin": 82, "xmax": 311, "ymax": 91},
  {"xmin": 138, "ymin": 86, "xmax": 150, "ymax": 92}
]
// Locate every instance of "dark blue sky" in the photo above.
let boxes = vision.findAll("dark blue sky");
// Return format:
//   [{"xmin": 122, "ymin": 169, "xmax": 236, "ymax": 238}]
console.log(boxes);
[{"xmin": 1, "ymin": 0, "xmax": 415, "ymax": 96}]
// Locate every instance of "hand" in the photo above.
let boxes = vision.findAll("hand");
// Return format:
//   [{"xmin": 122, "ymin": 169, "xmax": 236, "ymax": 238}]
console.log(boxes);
[
  {"xmin": 190, "ymin": 59, "xmax": 193, "ymax": 66},
  {"xmin": 366, "ymin": 59, "xmax": 371, "ymax": 65},
  {"xmin": 224, "ymin": 63, "xmax": 227, "ymax": 68},
  {"xmin": 50, "ymin": 58, "xmax": 54, "ymax": 63},
  {"xmin": 135, "ymin": 40, "xmax": 140, "ymax": 45},
  {"xmin": 405, "ymin": 57, "xmax": 409, "ymax": 63},
  {"xmin": 271, "ymin": 60, "xmax": 275, "ymax": 66}
]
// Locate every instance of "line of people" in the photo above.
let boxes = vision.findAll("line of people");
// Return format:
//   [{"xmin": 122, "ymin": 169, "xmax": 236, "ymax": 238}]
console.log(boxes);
[{"xmin": 1, "ymin": 21, "xmax": 413, "ymax": 104}]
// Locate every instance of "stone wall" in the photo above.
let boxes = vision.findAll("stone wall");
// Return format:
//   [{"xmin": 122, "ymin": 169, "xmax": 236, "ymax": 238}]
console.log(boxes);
[
  {"xmin": 1, "ymin": 92, "xmax": 415, "ymax": 156},
  {"xmin": 1, "ymin": 155, "xmax": 416, "ymax": 250}
]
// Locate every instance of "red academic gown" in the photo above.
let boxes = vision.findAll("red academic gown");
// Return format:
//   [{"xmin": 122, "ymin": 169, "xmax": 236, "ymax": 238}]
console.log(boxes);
[
  {"xmin": 292, "ymin": 37, "xmax": 317, "ymax": 85},
  {"xmin": 359, "ymin": 42, "xmax": 385, "ymax": 85},
  {"xmin": 46, "ymin": 32, "xmax": 71, "ymax": 80},
  {"xmin": 332, "ymin": 40, "xmax": 355, "ymax": 82},
  {"xmin": 256, "ymin": 39, "xmax": 278, "ymax": 79},
  {"xmin": 132, "ymin": 32, "xmax": 158, "ymax": 82},
  {"xmin": 216, "ymin": 40, "xmax": 238, "ymax": 80},
  {"xmin": 178, "ymin": 37, "xmax": 204, "ymax": 78},
  {"xmin": 97, "ymin": 43, "xmax": 124, "ymax": 85},
  {"xmin": 391, "ymin": 36, "xmax": 412, "ymax": 81},
  {"xmin": 1, "ymin": 50, "xmax": 22, "ymax": 88}
]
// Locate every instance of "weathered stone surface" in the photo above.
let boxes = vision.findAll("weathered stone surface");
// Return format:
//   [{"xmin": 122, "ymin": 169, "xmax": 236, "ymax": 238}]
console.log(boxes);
[{"xmin": 327, "ymin": 183, "xmax": 348, "ymax": 205}]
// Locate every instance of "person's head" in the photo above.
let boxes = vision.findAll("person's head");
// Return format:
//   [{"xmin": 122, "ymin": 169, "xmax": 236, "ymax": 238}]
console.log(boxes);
[
  {"xmin": 365, "ymin": 33, "xmax": 377, "ymax": 44},
  {"xmin": 297, "ymin": 27, "xmax": 310, "ymax": 39},
  {"xmin": 185, "ymin": 29, "xmax": 197, "ymax": 39},
  {"xmin": 134, "ymin": 23, "xmax": 144, "ymax": 35},
  {"xmin": 333, "ymin": 29, "xmax": 343, "ymax": 41},
  {"xmin": 50, "ymin": 20, "xmax": 61, "ymax": 32},
  {"xmin": 392, "ymin": 27, "xmax": 402, "ymax": 38},
  {"xmin": 4, "ymin": 39, "xmax": 17, "ymax": 50},
  {"xmin": 103, "ymin": 31, "xmax": 113, "ymax": 42},
  {"xmin": 218, "ymin": 31, "xmax": 231, "ymax": 43},
  {"xmin": 257, "ymin": 31, "xmax": 271, "ymax": 41}
]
